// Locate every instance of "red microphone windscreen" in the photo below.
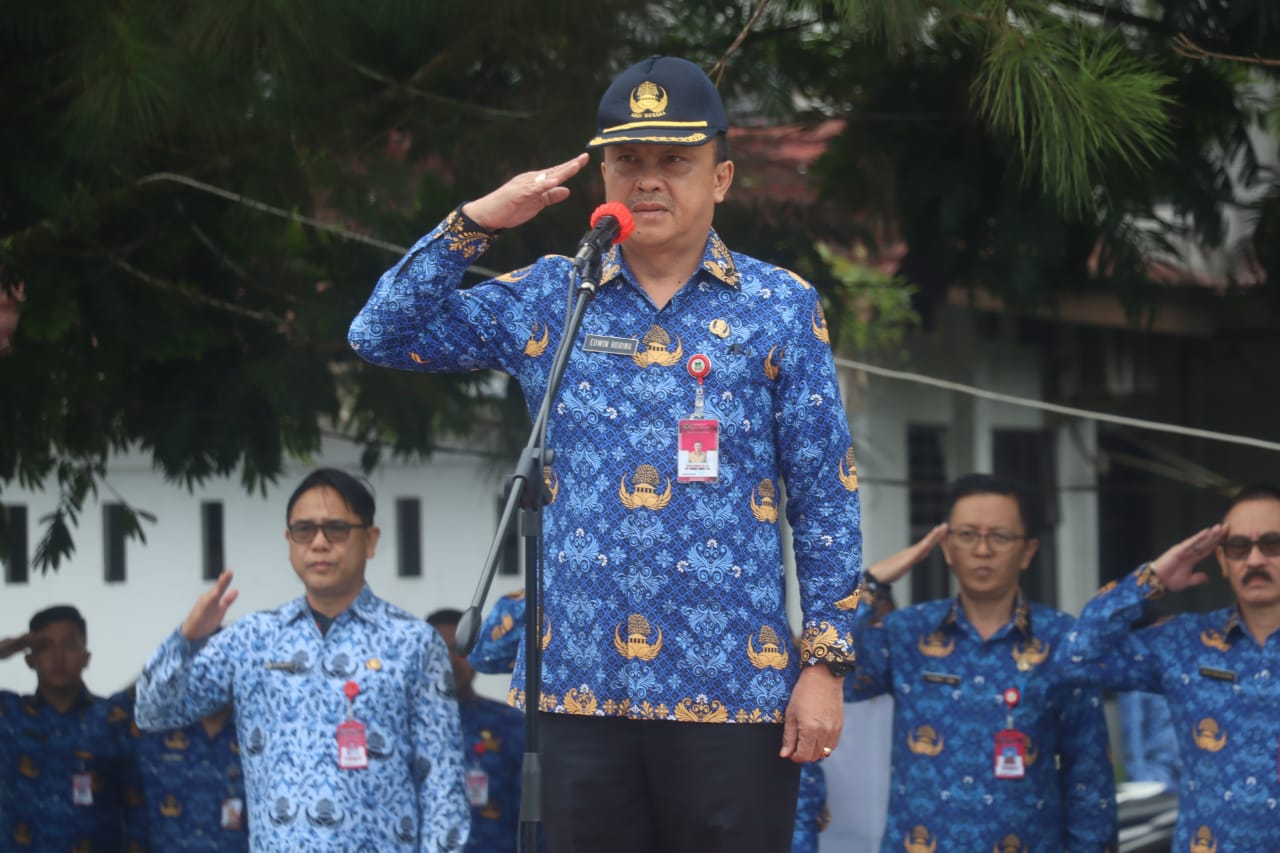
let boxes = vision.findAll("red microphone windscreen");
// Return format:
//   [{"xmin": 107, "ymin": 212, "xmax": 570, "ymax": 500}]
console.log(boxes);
[{"xmin": 590, "ymin": 202, "xmax": 636, "ymax": 244}]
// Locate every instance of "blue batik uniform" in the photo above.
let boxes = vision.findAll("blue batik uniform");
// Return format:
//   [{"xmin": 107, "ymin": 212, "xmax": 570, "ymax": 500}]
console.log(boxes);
[
  {"xmin": 350, "ymin": 209, "xmax": 863, "ymax": 724},
  {"xmin": 1062, "ymin": 565, "xmax": 1280, "ymax": 850},
  {"xmin": 131, "ymin": 715, "xmax": 247, "ymax": 851},
  {"xmin": 135, "ymin": 585, "xmax": 469, "ymax": 852},
  {"xmin": 470, "ymin": 591, "xmax": 525, "ymax": 676},
  {"xmin": 848, "ymin": 594, "xmax": 1117, "ymax": 852},
  {"xmin": 791, "ymin": 761, "xmax": 827, "ymax": 853},
  {"xmin": 0, "ymin": 688, "xmax": 145, "ymax": 851},
  {"xmin": 459, "ymin": 695, "xmax": 525, "ymax": 852}
]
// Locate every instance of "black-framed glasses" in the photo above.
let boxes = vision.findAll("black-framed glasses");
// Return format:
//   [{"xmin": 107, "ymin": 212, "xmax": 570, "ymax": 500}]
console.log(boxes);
[
  {"xmin": 1222, "ymin": 533, "xmax": 1280, "ymax": 561},
  {"xmin": 287, "ymin": 521, "xmax": 369, "ymax": 545},
  {"xmin": 946, "ymin": 528, "xmax": 1028, "ymax": 552}
]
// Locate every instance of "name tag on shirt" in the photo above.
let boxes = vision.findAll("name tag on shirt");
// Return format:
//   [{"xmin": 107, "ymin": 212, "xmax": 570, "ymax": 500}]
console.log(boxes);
[
  {"xmin": 1199, "ymin": 666, "xmax": 1236, "ymax": 682},
  {"xmin": 923, "ymin": 671, "xmax": 961, "ymax": 686},
  {"xmin": 583, "ymin": 334, "xmax": 638, "ymax": 356}
]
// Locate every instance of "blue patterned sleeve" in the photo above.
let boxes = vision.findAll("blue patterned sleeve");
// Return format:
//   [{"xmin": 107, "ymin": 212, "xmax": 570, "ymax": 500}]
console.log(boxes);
[
  {"xmin": 1055, "ymin": 683, "xmax": 1119, "ymax": 850},
  {"xmin": 468, "ymin": 593, "xmax": 526, "ymax": 674},
  {"xmin": 348, "ymin": 210, "xmax": 535, "ymax": 376},
  {"xmin": 134, "ymin": 627, "xmax": 236, "ymax": 732},
  {"xmin": 844, "ymin": 595, "xmax": 893, "ymax": 702},
  {"xmin": 772, "ymin": 282, "xmax": 863, "ymax": 668},
  {"xmin": 414, "ymin": 628, "xmax": 471, "ymax": 852},
  {"xmin": 1060, "ymin": 566, "xmax": 1166, "ymax": 693}
]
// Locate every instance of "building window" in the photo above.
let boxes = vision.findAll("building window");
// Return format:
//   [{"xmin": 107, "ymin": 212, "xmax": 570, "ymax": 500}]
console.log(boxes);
[
  {"xmin": 993, "ymin": 428, "xmax": 1058, "ymax": 608},
  {"xmin": 907, "ymin": 424, "xmax": 950, "ymax": 605},
  {"xmin": 3, "ymin": 505, "xmax": 29, "ymax": 584},
  {"xmin": 396, "ymin": 498, "xmax": 422, "ymax": 578},
  {"xmin": 201, "ymin": 502, "xmax": 224, "ymax": 581},
  {"xmin": 103, "ymin": 503, "xmax": 128, "ymax": 583}
]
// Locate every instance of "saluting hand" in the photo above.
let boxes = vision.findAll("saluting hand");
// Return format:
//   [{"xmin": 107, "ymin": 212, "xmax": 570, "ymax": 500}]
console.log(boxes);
[
  {"xmin": 868, "ymin": 522, "xmax": 948, "ymax": 585},
  {"xmin": 0, "ymin": 632, "xmax": 36, "ymax": 660},
  {"xmin": 461, "ymin": 153, "xmax": 590, "ymax": 233},
  {"xmin": 181, "ymin": 570, "xmax": 239, "ymax": 642},
  {"xmin": 1150, "ymin": 523, "xmax": 1227, "ymax": 593}
]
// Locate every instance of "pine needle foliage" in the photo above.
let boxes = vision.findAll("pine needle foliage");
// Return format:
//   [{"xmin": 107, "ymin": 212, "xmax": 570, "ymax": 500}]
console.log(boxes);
[{"xmin": 827, "ymin": 0, "xmax": 1175, "ymax": 214}]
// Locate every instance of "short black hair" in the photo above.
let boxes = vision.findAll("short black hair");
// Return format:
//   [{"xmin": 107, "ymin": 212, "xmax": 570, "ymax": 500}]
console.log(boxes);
[
  {"xmin": 945, "ymin": 473, "xmax": 1041, "ymax": 537},
  {"xmin": 425, "ymin": 608, "xmax": 463, "ymax": 628},
  {"xmin": 1225, "ymin": 484, "xmax": 1280, "ymax": 515},
  {"xmin": 29, "ymin": 605, "xmax": 87, "ymax": 641},
  {"xmin": 715, "ymin": 132, "xmax": 731, "ymax": 163},
  {"xmin": 285, "ymin": 468, "xmax": 376, "ymax": 526}
]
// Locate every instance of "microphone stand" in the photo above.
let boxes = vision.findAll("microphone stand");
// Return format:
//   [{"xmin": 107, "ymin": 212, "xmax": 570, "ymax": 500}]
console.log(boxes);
[{"xmin": 455, "ymin": 250, "xmax": 605, "ymax": 853}]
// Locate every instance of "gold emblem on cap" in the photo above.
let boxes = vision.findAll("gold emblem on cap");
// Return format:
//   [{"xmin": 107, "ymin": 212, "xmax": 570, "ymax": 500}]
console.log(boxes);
[
  {"xmin": 629, "ymin": 81, "xmax": 669, "ymax": 118},
  {"xmin": 366, "ymin": 658, "xmax": 382, "ymax": 671},
  {"xmin": 708, "ymin": 318, "xmax": 730, "ymax": 338}
]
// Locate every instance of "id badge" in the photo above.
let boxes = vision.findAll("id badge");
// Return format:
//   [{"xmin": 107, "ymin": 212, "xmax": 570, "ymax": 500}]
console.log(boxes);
[
  {"xmin": 678, "ymin": 419, "xmax": 720, "ymax": 483},
  {"xmin": 337, "ymin": 719, "xmax": 369, "ymax": 770},
  {"xmin": 72, "ymin": 771, "xmax": 95, "ymax": 806},
  {"xmin": 221, "ymin": 797, "xmax": 244, "ymax": 830},
  {"xmin": 466, "ymin": 768, "xmax": 490, "ymax": 807},
  {"xmin": 993, "ymin": 729, "xmax": 1026, "ymax": 779}
]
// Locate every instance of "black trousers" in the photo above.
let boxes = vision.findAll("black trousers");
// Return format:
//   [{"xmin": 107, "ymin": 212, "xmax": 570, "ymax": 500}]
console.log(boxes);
[{"xmin": 537, "ymin": 712, "xmax": 801, "ymax": 853}]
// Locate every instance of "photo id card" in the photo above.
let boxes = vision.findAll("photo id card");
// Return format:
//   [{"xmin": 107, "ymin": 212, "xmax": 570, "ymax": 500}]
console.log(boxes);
[
  {"xmin": 336, "ymin": 719, "xmax": 369, "ymax": 770},
  {"xmin": 221, "ymin": 797, "xmax": 245, "ymax": 830},
  {"xmin": 72, "ymin": 771, "xmax": 95, "ymax": 806},
  {"xmin": 678, "ymin": 419, "xmax": 720, "ymax": 483},
  {"xmin": 993, "ymin": 729, "xmax": 1027, "ymax": 779}
]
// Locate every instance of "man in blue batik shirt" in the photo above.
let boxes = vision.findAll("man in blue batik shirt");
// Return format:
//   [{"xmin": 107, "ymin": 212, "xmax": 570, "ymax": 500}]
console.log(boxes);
[
  {"xmin": 1062, "ymin": 483, "xmax": 1280, "ymax": 850},
  {"xmin": 130, "ymin": 703, "xmax": 248, "ymax": 851},
  {"xmin": 427, "ymin": 608, "xmax": 527, "ymax": 853},
  {"xmin": 0, "ymin": 605, "xmax": 145, "ymax": 852},
  {"xmin": 135, "ymin": 468, "xmax": 469, "ymax": 852},
  {"xmin": 847, "ymin": 474, "xmax": 1117, "ymax": 852},
  {"xmin": 349, "ymin": 55, "xmax": 863, "ymax": 853}
]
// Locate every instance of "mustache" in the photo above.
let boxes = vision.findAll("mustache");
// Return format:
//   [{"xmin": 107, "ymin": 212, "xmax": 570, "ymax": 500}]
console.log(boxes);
[
  {"xmin": 628, "ymin": 194, "xmax": 669, "ymax": 208},
  {"xmin": 1242, "ymin": 567, "xmax": 1272, "ymax": 584}
]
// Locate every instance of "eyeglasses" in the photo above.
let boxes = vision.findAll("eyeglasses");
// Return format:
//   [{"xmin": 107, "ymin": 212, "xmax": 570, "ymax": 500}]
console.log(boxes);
[
  {"xmin": 287, "ymin": 521, "xmax": 369, "ymax": 545},
  {"xmin": 946, "ymin": 529, "xmax": 1028, "ymax": 551},
  {"xmin": 1221, "ymin": 533, "xmax": 1280, "ymax": 561}
]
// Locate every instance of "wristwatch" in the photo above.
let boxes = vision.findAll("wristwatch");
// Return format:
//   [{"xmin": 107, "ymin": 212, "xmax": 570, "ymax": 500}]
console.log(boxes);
[{"xmin": 811, "ymin": 658, "xmax": 854, "ymax": 678}]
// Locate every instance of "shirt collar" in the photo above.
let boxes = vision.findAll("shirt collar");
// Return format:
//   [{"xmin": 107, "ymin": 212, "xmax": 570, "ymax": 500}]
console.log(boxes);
[
  {"xmin": 1222, "ymin": 607, "xmax": 1246, "ymax": 640},
  {"xmin": 938, "ymin": 591, "xmax": 1035, "ymax": 641},
  {"xmin": 598, "ymin": 229, "xmax": 740, "ymax": 290},
  {"xmin": 282, "ymin": 584, "xmax": 379, "ymax": 626}
]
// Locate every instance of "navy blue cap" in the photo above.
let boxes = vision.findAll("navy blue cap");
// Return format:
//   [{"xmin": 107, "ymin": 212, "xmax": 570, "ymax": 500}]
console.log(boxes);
[{"xmin": 586, "ymin": 56, "xmax": 729, "ymax": 149}]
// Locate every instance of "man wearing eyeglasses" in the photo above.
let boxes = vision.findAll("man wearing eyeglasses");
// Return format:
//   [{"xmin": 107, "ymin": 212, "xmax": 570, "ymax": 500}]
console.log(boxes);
[
  {"xmin": 1061, "ymin": 483, "xmax": 1280, "ymax": 851},
  {"xmin": 846, "ymin": 473, "xmax": 1116, "ymax": 851},
  {"xmin": 134, "ymin": 468, "xmax": 470, "ymax": 852}
]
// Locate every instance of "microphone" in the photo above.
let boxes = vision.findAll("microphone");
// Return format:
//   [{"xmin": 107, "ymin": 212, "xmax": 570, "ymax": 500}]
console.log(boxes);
[{"xmin": 572, "ymin": 202, "xmax": 635, "ymax": 270}]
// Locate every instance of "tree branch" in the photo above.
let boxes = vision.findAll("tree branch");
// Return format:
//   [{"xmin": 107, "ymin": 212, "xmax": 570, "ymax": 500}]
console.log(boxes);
[
  {"xmin": 710, "ymin": 0, "xmax": 773, "ymax": 85},
  {"xmin": 1172, "ymin": 33, "xmax": 1280, "ymax": 68}
]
